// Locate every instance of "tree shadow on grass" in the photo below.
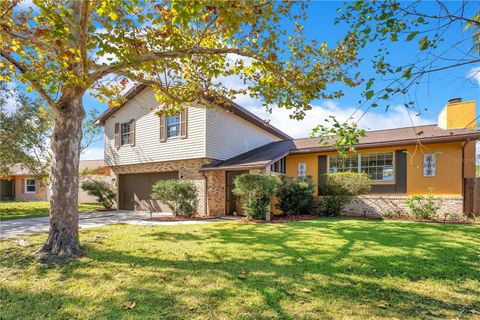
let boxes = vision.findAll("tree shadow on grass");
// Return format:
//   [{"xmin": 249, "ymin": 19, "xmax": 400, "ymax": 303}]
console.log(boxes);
[{"xmin": 2, "ymin": 219, "xmax": 480, "ymax": 319}]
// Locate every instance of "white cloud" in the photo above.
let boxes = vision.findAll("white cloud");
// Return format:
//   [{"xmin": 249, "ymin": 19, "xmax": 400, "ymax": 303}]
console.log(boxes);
[
  {"xmin": 467, "ymin": 67, "xmax": 480, "ymax": 86},
  {"xmin": 81, "ymin": 147, "xmax": 104, "ymax": 160},
  {"xmin": 247, "ymin": 101, "xmax": 435, "ymax": 138}
]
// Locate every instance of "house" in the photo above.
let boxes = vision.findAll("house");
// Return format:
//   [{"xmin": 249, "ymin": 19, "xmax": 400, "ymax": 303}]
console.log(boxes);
[
  {"xmin": 0, "ymin": 160, "xmax": 112, "ymax": 203},
  {"xmin": 95, "ymin": 86, "xmax": 479, "ymax": 217},
  {"xmin": 0, "ymin": 164, "xmax": 48, "ymax": 202}
]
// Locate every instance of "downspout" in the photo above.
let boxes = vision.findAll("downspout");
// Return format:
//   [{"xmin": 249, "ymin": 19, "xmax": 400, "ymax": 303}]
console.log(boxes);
[
  {"xmin": 461, "ymin": 139, "xmax": 469, "ymax": 212},
  {"xmin": 201, "ymin": 171, "xmax": 209, "ymax": 216}
]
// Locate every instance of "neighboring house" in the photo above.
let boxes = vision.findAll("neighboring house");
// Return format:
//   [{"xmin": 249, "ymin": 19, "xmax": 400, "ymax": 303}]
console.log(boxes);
[
  {"xmin": 0, "ymin": 161, "xmax": 111, "ymax": 203},
  {"xmin": 0, "ymin": 164, "xmax": 48, "ymax": 202},
  {"xmin": 96, "ymin": 86, "xmax": 480, "ymax": 216}
]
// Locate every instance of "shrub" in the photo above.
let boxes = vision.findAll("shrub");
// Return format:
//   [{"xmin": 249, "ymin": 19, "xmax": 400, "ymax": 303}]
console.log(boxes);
[
  {"xmin": 318, "ymin": 172, "xmax": 371, "ymax": 216},
  {"xmin": 405, "ymin": 194, "xmax": 439, "ymax": 219},
  {"xmin": 276, "ymin": 176, "xmax": 315, "ymax": 216},
  {"xmin": 151, "ymin": 180, "xmax": 198, "ymax": 217},
  {"xmin": 233, "ymin": 173, "xmax": 281, "ymax": 219},
  {"xmin": 81, "ymin": 180, "xmax": 116, "ymax": 209}
]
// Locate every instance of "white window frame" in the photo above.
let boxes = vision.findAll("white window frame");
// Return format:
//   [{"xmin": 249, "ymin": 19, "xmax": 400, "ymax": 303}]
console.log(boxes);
[
  {"xmin": 297, "ymin": 162, "xmax": 307, "ymax": 178},
  {"xmin": 423, "ymin": 153, "xmax": 436, "ymax": 177},
  {"xmin": 120, "ymin": 122, "xmax": 131, "ymax": 146},
  {"xmin": 25, "ymin": 178, "xmax": 36, "ymax": 193},
  {"xmin": 166, "ymin": 114, "xmax": 181, "ymax": 138},
  {"xmin": 327, "ymin": 152, "xmax": 395, "ymax": 182}
]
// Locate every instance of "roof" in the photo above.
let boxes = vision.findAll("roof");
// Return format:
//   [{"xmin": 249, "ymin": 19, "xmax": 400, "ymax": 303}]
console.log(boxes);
[
  {"xmin": 94, "ymin": 83, "xmax": 291, "ymax": 140},
  {"xmin": 202, "ymin": 140, "xmax": 296, "ymax": 171},
  {"xmin": 7, "ymin": 164, "xmax": 38, "ymax": 176},
  {"xmin": 201, "ymin": 124, "xmax": 480, "ymax": 171}
]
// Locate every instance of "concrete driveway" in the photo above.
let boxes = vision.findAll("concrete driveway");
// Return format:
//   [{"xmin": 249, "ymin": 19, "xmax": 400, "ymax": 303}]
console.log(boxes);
[{"xmin": 0, "ymin": 211, "xmax": 224, "ymax": 239}]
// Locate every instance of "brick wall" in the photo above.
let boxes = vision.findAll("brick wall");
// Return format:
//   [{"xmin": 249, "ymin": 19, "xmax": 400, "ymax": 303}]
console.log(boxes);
[{"xmin": 328, "ymin": 195, "xmax": 463, "ymax": 218}]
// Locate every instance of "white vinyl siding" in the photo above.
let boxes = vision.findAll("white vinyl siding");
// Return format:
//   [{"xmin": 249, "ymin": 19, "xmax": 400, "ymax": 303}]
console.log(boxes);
[
  {"xmin": 205, "ymin": 106, "xmax": 280, "ymax": 160},
  {"xmin": 104, "ymin": 88, "xmax": 206, "ymax": 166}
]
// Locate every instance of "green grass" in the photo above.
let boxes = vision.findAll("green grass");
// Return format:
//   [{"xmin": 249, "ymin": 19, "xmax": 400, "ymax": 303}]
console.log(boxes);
[
  {"xmin": 1, "ymin": 219, "xmax": 479, "ymax": 319},
  {"xmin": 0, "ymin": 202, "xmax": 104, "ymax": 220}
]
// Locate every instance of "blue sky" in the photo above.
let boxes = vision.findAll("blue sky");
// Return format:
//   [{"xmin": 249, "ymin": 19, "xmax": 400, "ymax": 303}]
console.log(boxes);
[{"xmin": 75, "ymin": 1, "xmax": 480, "ymax": 159}]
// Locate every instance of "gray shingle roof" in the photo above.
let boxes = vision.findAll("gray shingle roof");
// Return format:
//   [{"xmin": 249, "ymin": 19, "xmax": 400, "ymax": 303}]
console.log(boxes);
[{"xmin": 201, "ymin": 124, "xmax": 480, "ymax": 171}]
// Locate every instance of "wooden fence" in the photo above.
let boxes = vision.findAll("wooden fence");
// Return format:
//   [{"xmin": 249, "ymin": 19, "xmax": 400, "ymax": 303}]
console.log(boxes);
[{"xmin": 464, "ymin": 178, "xmax": 480, "ymax": 216}]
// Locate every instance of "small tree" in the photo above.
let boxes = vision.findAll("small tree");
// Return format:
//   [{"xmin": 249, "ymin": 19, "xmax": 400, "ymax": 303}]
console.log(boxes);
[
  {"xmin": 151, "ymin": 180, "xmax": 198, "ymax": 217},
  {"xmin": 233, "ymin": 173, "xmax": 281, "ymax": 219},
  {"xmin": 318, "ymin": 172, "xmax": 371, "ymax": 216},
  {"xmin": 276, "ymin": 176, "xmax": 315, "ymax": 216},
  {"xmin": 80, "ymin": 180, "xmax": 116, "ymax": 210}
]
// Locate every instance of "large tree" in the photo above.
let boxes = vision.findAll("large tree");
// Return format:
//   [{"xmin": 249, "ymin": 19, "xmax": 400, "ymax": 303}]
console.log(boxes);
[{"xmin": 0, "ymin": 0, "xmax": 360, "ymax": 261}]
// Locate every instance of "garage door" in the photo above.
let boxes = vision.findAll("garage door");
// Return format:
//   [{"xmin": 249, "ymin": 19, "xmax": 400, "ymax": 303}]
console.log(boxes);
[{"xmin": 119, "ymin": 172, "xmax": 178, "ymax": 211}]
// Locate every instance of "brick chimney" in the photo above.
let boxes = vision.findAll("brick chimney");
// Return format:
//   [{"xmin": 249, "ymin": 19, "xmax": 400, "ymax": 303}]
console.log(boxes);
[{"xmin": 438, "ymin": 98, "xmax": 476, "ymax": 130}]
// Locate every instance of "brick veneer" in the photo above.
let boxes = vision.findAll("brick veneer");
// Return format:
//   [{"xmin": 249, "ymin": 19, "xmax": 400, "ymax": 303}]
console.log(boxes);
[
  {"xmin": 110, "ymin": 158, "xmax": 226, "ymax": 216},
  {"xmin": 336, "ymin": 195, "xmax": 463, "ymax": 218}
]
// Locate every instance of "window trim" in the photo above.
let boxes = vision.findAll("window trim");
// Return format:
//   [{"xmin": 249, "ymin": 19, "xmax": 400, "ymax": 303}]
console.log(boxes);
[
  {"xmin": 25, "ymin": 178, "xmax": 36, "ymax": 194},
  {"xmin": 166, "ymin": 114, "xmax": 181, "ymax": 139},
  {"xmin": 120, "ymin": 122, "xmax": 131, "ymax": 146},
  {"xmin": 327, "ymin": 152, "xmax": 395, "ymax": 183}
]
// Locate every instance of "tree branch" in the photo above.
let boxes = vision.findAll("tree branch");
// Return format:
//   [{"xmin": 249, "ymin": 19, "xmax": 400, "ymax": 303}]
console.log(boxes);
[
  {"xmin": 79, "ymin": 0, "xmax": 90, "ymax": 73},
  {"xmin": 0, "ymin": 50, "xmax": 57, "ymax": 108},
  {"xmin": 91, "ymin": 47, "xmax": 254, "ymax": 80}
]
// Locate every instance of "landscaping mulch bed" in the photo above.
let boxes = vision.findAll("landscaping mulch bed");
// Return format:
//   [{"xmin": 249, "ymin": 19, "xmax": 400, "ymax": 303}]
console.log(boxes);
[
  {"xmin": 145, "ymin": 216, "xmax": 217, "ymax": 221},
  {"xmin": 333, "ymin": 214, "xmax": 480, "ymax": 225},
  {"xmin": 239, "ymin": 214, "xmax": 323, "ymax": 223}
]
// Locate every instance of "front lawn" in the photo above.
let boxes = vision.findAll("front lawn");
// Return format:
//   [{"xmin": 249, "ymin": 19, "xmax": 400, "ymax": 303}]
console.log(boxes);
[
  {"xmin": 0, "ymin": 202, "xmax": 104, "ymax": 220},
  {"xmin": 1, "ymin": 219, "xmax": 479, "ymax": 319}
]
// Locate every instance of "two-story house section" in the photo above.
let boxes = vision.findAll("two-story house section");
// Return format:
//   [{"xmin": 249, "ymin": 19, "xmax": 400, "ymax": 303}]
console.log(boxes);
[{"xmin": 95, "ymin": 84, "xmax": 291, "ymax": 215}]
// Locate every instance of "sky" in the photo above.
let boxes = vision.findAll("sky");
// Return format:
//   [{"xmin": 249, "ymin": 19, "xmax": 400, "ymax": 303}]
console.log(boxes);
[{"xmin": 13, "ymin": 1, "xmax": 480, "ymax": 160}]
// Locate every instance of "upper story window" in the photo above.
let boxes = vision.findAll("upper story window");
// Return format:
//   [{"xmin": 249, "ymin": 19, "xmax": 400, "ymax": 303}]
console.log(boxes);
[
  {"xmin": 270, "ymin": 157, "xmax": 286, "ymax": 174},
  {"xmin": 120, "ymin": 122, "xmax": 131, "ymax": 145},
  {"xmin": 328, "ymin": 152, "xmax": 394, "ymax": 182},
  {"xmin": 25, "ymin": 179, "xmax": 36, "ymax": 193},
  {"xmin": 297, "ymin": 163, "xmax": 307, "ymax": 178},
  {"xmin": 166, "ymin": 115, "xmax": 181, "ymax": 138}
]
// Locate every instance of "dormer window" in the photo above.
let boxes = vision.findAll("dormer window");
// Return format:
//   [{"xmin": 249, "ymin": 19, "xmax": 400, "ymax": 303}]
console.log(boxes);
[{"xmin": 166, "ymin": 115, "xmax": 181, "ymax": 138}]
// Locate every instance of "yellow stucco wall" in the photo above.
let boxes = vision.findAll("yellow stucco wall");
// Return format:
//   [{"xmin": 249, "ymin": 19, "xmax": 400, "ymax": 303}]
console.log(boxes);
[{"xmin": 285, "ymin": 141, "xmax": 473, "ymax": 196}]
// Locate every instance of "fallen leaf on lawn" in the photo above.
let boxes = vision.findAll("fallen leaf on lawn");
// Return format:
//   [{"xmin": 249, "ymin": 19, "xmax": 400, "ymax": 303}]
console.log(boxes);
[
  {"xmin": 301, "ymin": 288, "xmax": 312, "ymax": 293},
  {"xmin": 123, "ymin": 301, "xmax": 136, "ymax": 310},
  {"xmin": 14, "ymin": 240, "xmax": 30, "ymax": 247},
  {"xmin": 237, "ymin": 273, "xmax": 247, "ymax": 280},
  {"xmin": 296, "ymin": 258, "xmax": 303, "ymax": 263}
]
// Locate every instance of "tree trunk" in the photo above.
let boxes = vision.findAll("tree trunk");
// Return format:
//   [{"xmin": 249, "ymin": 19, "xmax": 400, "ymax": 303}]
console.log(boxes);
[{"xmin": 38, "ymin": 95, "xmax": 85, "ymax": 262}]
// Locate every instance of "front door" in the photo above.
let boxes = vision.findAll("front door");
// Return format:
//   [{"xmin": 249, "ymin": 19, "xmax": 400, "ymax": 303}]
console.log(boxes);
[{"xmin": 226, "ymin": 171, "xmax": 248, "ymax": 215}]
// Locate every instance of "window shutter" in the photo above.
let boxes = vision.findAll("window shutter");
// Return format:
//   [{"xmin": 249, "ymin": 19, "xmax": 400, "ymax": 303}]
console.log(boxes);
[
  {"xmin": 21, "ymin": 178, "xmax": 25, "ymax": 194},
  {"xmin": 129, "ymin": 119, "xmax": 136, "ymax": 146},
  {"xmin": 159, "ymin": 113, "xmax": 166, "ymax": 142},
  {"xmin": 180, "ymin": 108, "xmax": 188, "ymax": 139},
  {"xmin": 114, "ymin": 123, "xmax": 120, "ymax": 148}
]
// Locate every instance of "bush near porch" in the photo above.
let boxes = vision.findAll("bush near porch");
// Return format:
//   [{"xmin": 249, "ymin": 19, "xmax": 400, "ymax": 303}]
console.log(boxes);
[
  {"xmin": 1, "ymin": 219, "xmax": 479, "ymax": 319},
  {"xmin": 0, "ymin": 202, "xmax": 104, "ymax": 220}
]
